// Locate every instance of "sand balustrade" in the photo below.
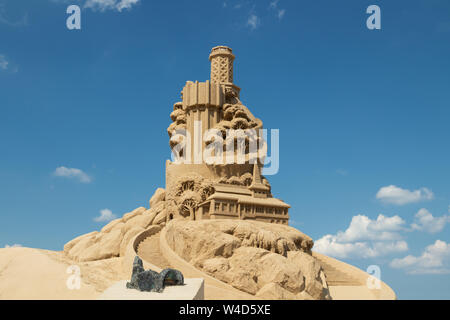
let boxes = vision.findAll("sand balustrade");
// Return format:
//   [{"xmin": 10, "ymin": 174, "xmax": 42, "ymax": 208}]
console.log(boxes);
[
  {"xmin": 127, "ymin": 224, "xmax": 396, "ymax": 300},
  {"xmin": 123, "ymin": 225, "xmax": 255, "ymax": 300}
]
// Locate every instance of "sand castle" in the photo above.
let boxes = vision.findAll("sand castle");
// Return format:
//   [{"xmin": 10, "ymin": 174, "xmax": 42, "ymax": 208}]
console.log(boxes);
[
  {"xmin": 0, "ymin": 47, "xmax": 396, "ymax": 300},
  {"xmin": 165, "ymin": 46, "xmax": 289, "ymax": 225}
]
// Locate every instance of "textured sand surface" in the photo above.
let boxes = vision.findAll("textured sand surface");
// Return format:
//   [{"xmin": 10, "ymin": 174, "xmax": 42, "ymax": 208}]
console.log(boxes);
[
  {"xmin": 98, "ymin": 279, "xmax": 204, "ymax": 300},
  {"xmin": 163, "ymin": 219, "xmax": 330, "ymax": 300},
  {"xmin": 0, "ymin": 247, "xmax": 127, "ymax": 300}
]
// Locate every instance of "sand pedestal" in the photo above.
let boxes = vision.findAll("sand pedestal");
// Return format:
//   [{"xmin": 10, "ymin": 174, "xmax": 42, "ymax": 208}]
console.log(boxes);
[{"xmin": 97, "ymin": 279, "xmax": 204, "ymax": 300}]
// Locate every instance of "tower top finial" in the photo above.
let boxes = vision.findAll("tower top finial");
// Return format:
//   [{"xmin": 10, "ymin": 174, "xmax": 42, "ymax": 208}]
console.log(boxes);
[
  {"xmin": 252, "ymin": 162, "xmax": 262, "ymax": 185},
  {"xmin": 209, "ymin": 46, "xmax": 234, "ymax": 57}
]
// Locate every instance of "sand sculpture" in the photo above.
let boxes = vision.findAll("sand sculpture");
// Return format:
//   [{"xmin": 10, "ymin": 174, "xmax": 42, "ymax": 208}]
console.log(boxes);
[
  {"xmin": 165, "ymin": 46, "xmax": 289, "ymax": 225},
  {"xmin": 0, "ymin": 46, "xmax": 397, "ymax": 300},
  {"xmin": 64, "ymin": 46, "xmax": 294, "ymax": 264},
  {"xmin": 61, "ymin": 47, "xmax": 331, "ymax": 299}
]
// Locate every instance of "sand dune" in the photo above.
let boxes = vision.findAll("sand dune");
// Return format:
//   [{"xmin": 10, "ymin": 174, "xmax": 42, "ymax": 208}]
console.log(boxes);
[{"xmin": 0, "ymin": 247, "xmax": 126, "ymax": 300}]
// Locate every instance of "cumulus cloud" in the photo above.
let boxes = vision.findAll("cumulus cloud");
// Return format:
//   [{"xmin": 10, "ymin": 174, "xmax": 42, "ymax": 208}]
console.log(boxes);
[
  {"xmin": 247, "ymin": 14, "xmax": 260, "ymax": 30},
  {"xmin": 93, "ymin": 208, "xmax": 117, "ymax": 222},
  {"xmin": 390, "ymin": 240, "xmax": 450, "ymax": 274},
  {"xmin": 53, "ymin": 166, "xmax": 92, "ymax": 183},
  {"xmin": 411, "ymin": 208, "xmax": 450, "ymax": 234},
  {"xmin": 84, "ymin": 0, "xmax": 140, "ymax": 12},
  {"xmin": 376, "ymin": 185, "xmax": 434, "ymax": 205},
  {"xmin": 315, "ymin": 236, "xmax": 408, "ymax": 259},
  {"xmin": 4, "ymin": 244, "xmax": 22, "ymax": 248},
  {"xmin": 330, "ymin": 214, "xmax": 405, "ymax": 242},
  {"xmin": 314, "ymin": 214, "xmax": 408, "ymax": 259}
]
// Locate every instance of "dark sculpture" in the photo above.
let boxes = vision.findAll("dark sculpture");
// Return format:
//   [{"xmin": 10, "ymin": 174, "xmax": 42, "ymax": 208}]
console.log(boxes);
[{"xmin": 126, "ymin": 256, "xmax": 184, "ymax": 292}]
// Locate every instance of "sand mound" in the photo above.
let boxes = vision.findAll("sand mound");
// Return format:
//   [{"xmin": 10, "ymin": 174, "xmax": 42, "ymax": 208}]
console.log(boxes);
[
  {"xmin": 0, "ymin": 247, "xmax": 127, "ymax": 299},
  {"xmin": 165, "ymin": 219, "xmax": 331, "ymax": 300},
  {"xmin": 64, "ymin": 188, "xmax": 168, "ymax": 262}
]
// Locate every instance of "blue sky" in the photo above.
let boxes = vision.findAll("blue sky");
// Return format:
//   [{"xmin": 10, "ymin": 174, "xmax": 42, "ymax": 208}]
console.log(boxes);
[{"xmin": 0, "ymin": 0, "xmax": 449, "ymax": 299}]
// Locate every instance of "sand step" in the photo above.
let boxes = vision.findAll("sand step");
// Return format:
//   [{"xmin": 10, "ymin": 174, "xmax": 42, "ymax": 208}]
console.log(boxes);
[
  {"xmin": 316, "ymin": 257, "xmax": 363, "ymax": 286},
  {"xmin": 136, "ymin": 231, "xmax": 172, "ymax": 270}
]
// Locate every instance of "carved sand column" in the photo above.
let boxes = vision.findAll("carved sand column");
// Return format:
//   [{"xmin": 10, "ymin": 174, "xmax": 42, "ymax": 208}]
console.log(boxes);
[
  {"xmin": 209, "ymin": 46, "xmax": 235, "ymax": 84},
  {"xmin": 182, "ymin": 81, "xmax": 225, "ymax": 164},
  {"xmin": 209, "ymin": 46, "xmax": 240, "ymax": 99}
]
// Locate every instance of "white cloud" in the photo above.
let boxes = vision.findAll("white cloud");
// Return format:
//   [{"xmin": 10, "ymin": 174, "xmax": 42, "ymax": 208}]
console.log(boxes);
[
  {"xmin": 332, "ymin": 214, "xmax": 405, "ymax": 243},
  {"xmin": 314, "ymin": 235, "xmax": 408, "ymax": 259},
  {"xmin": 314, "ymin": 214, "xmax": 408, "ymax": 259},
  {"xmin": 115, "ymin": 0, "xmax": 139, "ymax": 11},
  {"xmin": 53, "ymin": 166, "xmax": 92, "ymax": 183},
  {"xmin": 84, "ymin": 0, "xmax": 139, "ymax": 12},
  {"xmin": 376, "ymin": 185, "xmax": 434, "ymax": 205},
  {"xmin": 0, "ymin": 55, "xmax": 9, "ymax": 70},
  {"xmin": 269, "ymin": 0, "xmax": 279, "ymax": 9},
  {"xmin": 247, "ymin": 14, "xmax": 260, "ymax": 30},
  {"xmin": 390, "ymin": 240, "xmax": 450, "ymax": 274},
  {"xmin": 94, "ymin": 208, "xmax": 117, "ymax": 222},
  {"xmin": 315, "ymin": 206, "xmax": 450, "ymax": 266},
  {"xmin": 4, "ymin": 244, "xmax": 22, "ymax": 248},
  {"xmin": 0, "ymin": 3, "xmax": 28, "ymax": 27},
  {"xmin": 269, "ymin": 0, "xmax": 286, "ymax": 20},
  {"xmin": 411, "ymin": 208, "xmax": 450, "ymax": 234}
]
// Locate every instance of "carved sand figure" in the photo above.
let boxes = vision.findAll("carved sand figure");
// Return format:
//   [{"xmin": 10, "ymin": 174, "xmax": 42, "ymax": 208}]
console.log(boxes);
[{"xmin": 0, "ymin": 46, "xmax": 396, "ymax": 300}]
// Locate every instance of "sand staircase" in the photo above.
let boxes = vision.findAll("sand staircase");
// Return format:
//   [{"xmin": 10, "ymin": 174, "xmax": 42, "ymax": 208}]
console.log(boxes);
[
  {"xmin": 128, "ymin": 228, "xmax": 396, "ymax": 299},
  {"xmin": 314, "ymin": 255, "xmax": 363, "ymax": 286},
  {"xmin": 132, "ymin": 227, "xmax": 257, "ymax": 299},
  {"xmin": 136, "ymin": 230, "xmax": 362, "ymax": 286},
  {"xmin": 136, "ymin": 231, "xmax": 172, "ymax": 270}
]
